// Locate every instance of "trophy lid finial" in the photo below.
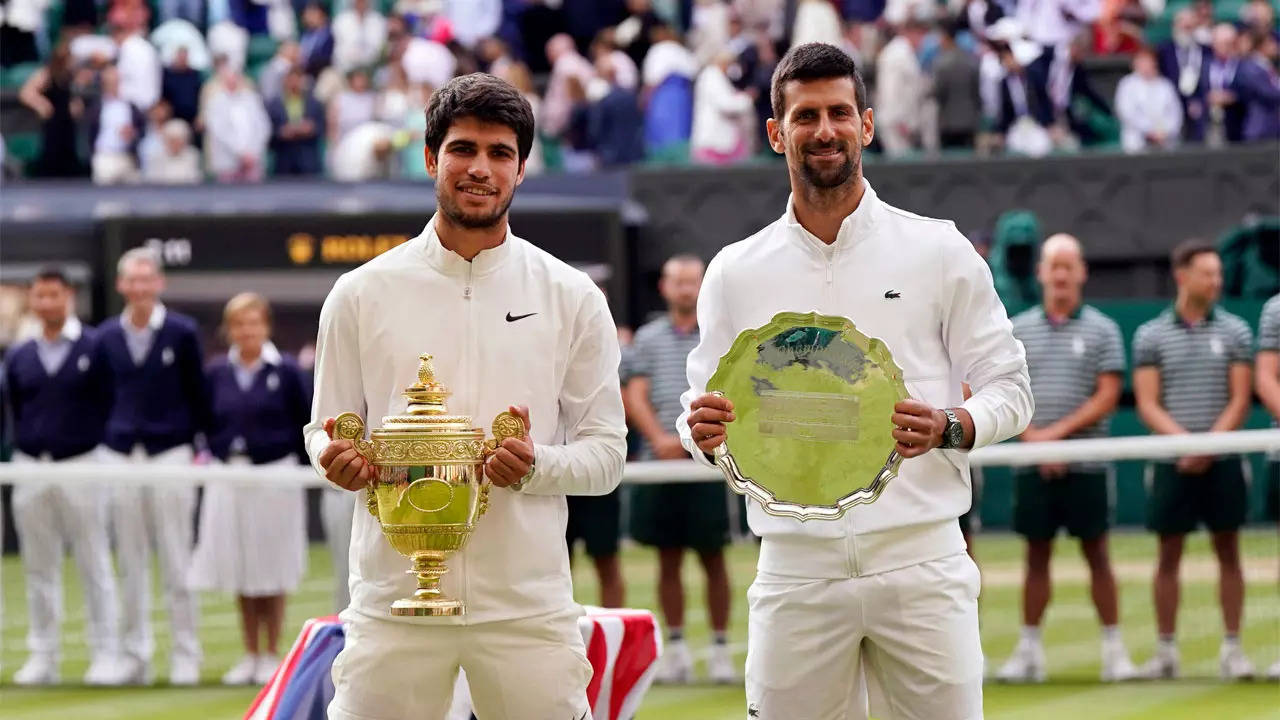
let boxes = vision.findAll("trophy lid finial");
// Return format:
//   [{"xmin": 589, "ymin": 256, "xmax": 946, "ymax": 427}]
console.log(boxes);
[{"xmin": 417, "ymin": 354, "xmax": 435, "ymax": 386}]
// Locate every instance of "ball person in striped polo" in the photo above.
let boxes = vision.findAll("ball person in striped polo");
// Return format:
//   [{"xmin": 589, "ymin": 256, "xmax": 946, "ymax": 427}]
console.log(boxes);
[
  {"xmin": 1132, "ymin": 239, "xmax": 1256, "ymax": 680},
  {"xmin": 1253, "ymin": 293, "xmax": 1280, "ymax": 680},
  {"xmin": 996, "ymin": 234, "xmax": 1138, "ymax": 683}
]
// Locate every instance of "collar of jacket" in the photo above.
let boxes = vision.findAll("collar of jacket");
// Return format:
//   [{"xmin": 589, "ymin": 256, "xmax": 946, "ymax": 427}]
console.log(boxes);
[
  {"xmin": 416, "ymin": 213, "xmax": 517, "ymax": 279},
  {"xmin": 781, "ymin": 177, "xmax": 880, "ymax": 256}
]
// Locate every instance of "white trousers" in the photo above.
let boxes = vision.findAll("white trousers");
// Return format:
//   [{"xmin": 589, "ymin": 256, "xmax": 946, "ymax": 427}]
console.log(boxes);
[
  {"xmin": 745, "ymin": 551, "xmax": 984, "ymax": 720},
  {"xmin": 328, "ymin": 607, "xmax": 594, "ymax": 720},
  {"xmin": 102, "ymin": 445, "xmax": 201, "ymax": 665},
  {"xmin": 320, "ymin": 487, "xmax": 355, "ymax": 612},
  {"xmin": 12, "ymin": 450, "xmax": 122, "ymax": 660}
]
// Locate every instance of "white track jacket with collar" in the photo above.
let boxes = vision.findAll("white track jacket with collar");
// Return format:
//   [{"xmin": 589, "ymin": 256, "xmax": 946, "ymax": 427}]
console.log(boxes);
[
  {"xmin": 677, "ymin": 179, "xmax": 1033, "ymax": 580},
  {"xmin": 305, "ymin": 216, "xmax": 627, "ymax": 625}
]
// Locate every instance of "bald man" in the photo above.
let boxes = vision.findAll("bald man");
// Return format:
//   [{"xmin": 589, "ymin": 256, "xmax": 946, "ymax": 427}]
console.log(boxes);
[{"xmin": 996, "ymin": 235, "xmax": 1138, "ymax": 683}]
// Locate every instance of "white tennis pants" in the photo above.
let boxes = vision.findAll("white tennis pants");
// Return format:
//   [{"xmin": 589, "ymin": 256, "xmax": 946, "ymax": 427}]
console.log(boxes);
[
  {"xmin": 328, "ymin": 607, "xmax": 594, "ymax": 720},
  {"xmin": 12, "ymin": 449, "xmax": 122, "ymax": 661},
  {"xmin": 102, "ymin": 445, "xmax": 201, "ymax": 666},
  {"xmin": 745, "ymin": 551, "xmax": 984, "ymax": 720},
  {"xmin": 321, "ymin": 487, "xmax": 355, "ymax": 612}
]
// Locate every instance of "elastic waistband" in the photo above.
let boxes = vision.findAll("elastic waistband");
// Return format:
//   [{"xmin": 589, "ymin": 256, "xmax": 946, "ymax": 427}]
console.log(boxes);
[{"xmin": 757, "ymin": 518, "xmax": 966, "ymax": 579}]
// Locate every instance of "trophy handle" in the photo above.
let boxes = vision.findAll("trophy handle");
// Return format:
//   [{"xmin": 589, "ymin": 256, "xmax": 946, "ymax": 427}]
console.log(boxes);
[
  {"xmin": 478, "ymin": 410, "xmax": 526, "ymax": 516},
  {"xmin": 333, "ymin": 412, "xmax": 380, "ymax": 519}
]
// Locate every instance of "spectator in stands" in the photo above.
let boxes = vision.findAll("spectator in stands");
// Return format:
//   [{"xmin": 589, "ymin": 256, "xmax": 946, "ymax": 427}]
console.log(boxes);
[
  {"xmin": 0, "ymin": 0, "xmax": 43, "ymax": 67},
  {"xmin": 161, "ymin": 46, "xmax": 203, "ymax": 131},
  {"xmin": 1093, "ymin": 0, "xmax": 1155, "ymax": 55},
  {"xmin": 1157, "ymin": 8, "xmax": 1211, "ymax": 143},
  {"xmin": 259, "ymin": 40, "xmax": 301, "ymax": 102},
  {"xmin": 591, "ymin": 28, "xmax": 640, "ymax": 91},
  {"xmin": 732, "ymin": 19, "xmax": 779, "ymax": 152},
  {"xmin": 1238, "ymin": 31, "xmax": 1280, "ymax": 142},
  {"xmin": 876, "ymin": 18, "xmax": 933, "ymax": 156},
  {"xmin": 691, "ymin": 50, "xmax": 755, "ymax": 164},
  {"xmin": 88, "ymin": 65, "xmax": 146, "ymax": 185},
  {"xmin": 503, "ymin": 61, "xmax": 545, "ymax": 175},
  {"xmin": 227, "ymin": 0, "xmax": 269, "ymax": 35},
  {"xmin": 328, "ymin": 67, "xmax": 377, "ymax": 147},
  {"xmin": 1017, "ymin": 0, "xmax": 1101, "ymax": 59},
  {"xmin": 559, "ymin": 75, "xmax": 598, "ymax": 172},
  {"xmin": 98, "ymin": 247, "xmax": 208, "ymax": 686},
  {"xmin": 625, "ymin": 254, "xmax": 736, "ymax": 685},
  {"xmin": 477, "ymin": 35, "xmax": 514, "ymax": 77},
  {"xmin": 189, "ymin": 292, "xmax": 310, "ymax": 687},
  {"xmin": 332, "ymin": 0, "xmax": 386, "ymax": 73},
  {"xmin": 1206, "ymin": 23, "xmax": 1246, "ymax": 144},
  {"xmin": 137, "ymin": 98, "xmax": 174, "ymax": 172},
  {"xmin": 589, "ymin": 53, "xmax": 646, "ymax": 167},
  {"xmin": 1132, "ymin": 240, "xmax": 1255, "ymax": 681},
  {"xmin": 375, "ymin": 62, "xmax": 411, "ymax": 124},
  {"xmin": 792, "ymin": 0, "xmax": 844, "ymax": 47},
  {"xmin": 1241, "ymin": 0, "xmax": 1278, "ymax": 44},
  {"xmin": 543, "ymin": 33, "xmax": 598, "ymax": 138},
  {"xmin": 329, "ymin": 121, "xmax": 397, "ymax": 181},
  {"xmin": 445, "ymin": 0, "xmax": 502, "ymax": 49},
  {"xmin": 642, "ymin": 23, "xmax": 698, "ymax": 160},
  {"xmin": 1046, "ymin": 31, "xmax": 1115, "ymax": 148},
  {"xmin": 689, "ymin": 0, "xmax": 731, "ymax": 66},
  {"xmin": 996, "ymin": 234, "xmax": 1138, "ymax": 684},
  {"xmin": 268, "ymin": 64, "xmax": 325, "ymax": 175},
  {"xmin": 400, "ymin": 33, "xmax": 457, "ymax": 90},
  {"xmin": 159, "ymin": 0, "xmax": 203, "ymax": 28},
  {"xmin": 616, "ymin": 0, "xmax": 664, "ymax": 69},
  {"xmin": 113, "ymin": 6, "xmax": 162, "ymax": 112},
  {"xmin": 5, "ymin": 268, "xmax": 128, "ymax": 687},
  {"xmin": 995, "ymin": 39, "xmax": 1055, "ymax": 156},
  {"xmin": 142, "ymin": 118, "xmax": 202, "ymax": 183},
  {"xmin": 18, "ymin": 43, "xmax": 88, "ymax": 178},
  {"xmin": 204, "ymin": 66, "xmax": 271, "ymax": 182},
  {"xmin": 151, "ymin": 17, "xmax": 212, "ymax": 72},
  {"xmin": 298, "ymin": 2, "xmax": 334, "ymax": 77},
  {"xmin": 932, "ymin": 19, "xmax": 982, "ymax": 150},
  {"xmin": 1116, "ymin": 46, "xmax": 1183, "ymax": 153}
]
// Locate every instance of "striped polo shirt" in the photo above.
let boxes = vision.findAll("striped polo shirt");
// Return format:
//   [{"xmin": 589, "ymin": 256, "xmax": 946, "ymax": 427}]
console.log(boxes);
[
  {"xmin": 1259, "ymin": 294, "xmax": 1280, "ymax": 455},
  {"xmin": 623, "ymin": 315, "xmax": 700, "ymax": 460},
  {"xmin": 1012, "ymin": 304, "xmax": 1125, "ymax": 472},
  {"xmin": 1132, "ymin": 305, "xmax": 1254, "ymax": 433}
]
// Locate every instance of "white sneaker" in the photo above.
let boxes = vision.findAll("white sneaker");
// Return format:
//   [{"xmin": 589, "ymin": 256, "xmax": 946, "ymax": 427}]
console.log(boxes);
[
  {"xmin": 221, "ymin": 655, "xmax": 259, "ymax": 686},
  {"xmin": 1140, "ymin": 645, "xmax": 1180, "ymax": 679},
  {"xmin": 995, "ymin": 642, "xmax": 1046, "ymax": 683},
  {"xmin": 170, "ymin": 655, "xmax": 201, "ymax": 686},
  {"xmin": 1266, "ymin": 658, "xmax": 1280, "ymax": 681},
  {"xmin": 13, "ymin": 655, "xmax": 59, "ymax": 686},
  {"xmin": 706, "ymin": 644, "xmax": 738, "ymax": 684},
  {"xmin": 653, "ymin": 640, "xmax": 693, "ymax": 684},
  {"xmin": 83, "ymin": 654, "xmax": 130, "ymax": 686},
  {"xmin": 1219, "ymin": 643, "xmax": 1256, "ymax": 681},
  {"xmin": 1100, "ymin": 641, "xmax": 1138, "ymax": 682},
  {"xmin": 117, "ymin": 655, "xmax": 154, "ymax": 686},
  {"xmin": 253, "ymin": 654, "xmax": 281, "ymax": 685}
]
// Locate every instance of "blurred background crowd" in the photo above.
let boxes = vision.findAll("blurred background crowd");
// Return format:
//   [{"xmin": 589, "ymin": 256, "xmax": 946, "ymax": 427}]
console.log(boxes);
[{"xmin": 0, "ymin": 0, "xmax": 1277, "ymax": 184}]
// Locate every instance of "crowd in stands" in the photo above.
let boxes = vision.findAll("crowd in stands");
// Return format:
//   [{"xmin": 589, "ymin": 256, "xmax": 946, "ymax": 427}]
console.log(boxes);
[{"xmin": 1, "ymin": 0, "xmax": 1277, "ymax": 183}]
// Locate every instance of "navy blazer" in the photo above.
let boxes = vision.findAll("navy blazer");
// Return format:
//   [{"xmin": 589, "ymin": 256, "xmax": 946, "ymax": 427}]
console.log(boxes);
[
  {"xmin": 4, "ymin": 327, "xmax": 113, "ymax": 459},
  {"xmin": 205, "ymin": 353, "xmax": 310, "ymax": 464},
  {"xmin": 267, "ymin": 93, "xmax": 326, "ymax": 176},
  {"xmin": 97, "ymin": 310, "xmax": 211, "ymax": 455},
  {"xmin": 1237, "ymin": 59, "xmax": 1280, "ymax": 142}
]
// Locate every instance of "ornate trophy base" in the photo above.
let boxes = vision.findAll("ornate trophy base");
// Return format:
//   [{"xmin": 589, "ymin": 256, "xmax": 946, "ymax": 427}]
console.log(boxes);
[{"xmin": 390, "ymin": 550, "xmax": 465, "ymax": 617}]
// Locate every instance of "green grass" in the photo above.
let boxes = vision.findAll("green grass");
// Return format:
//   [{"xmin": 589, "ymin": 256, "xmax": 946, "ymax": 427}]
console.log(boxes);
[{"xmin": 1, "ymin": 530, "xmax": 1278, "ymax": 719}]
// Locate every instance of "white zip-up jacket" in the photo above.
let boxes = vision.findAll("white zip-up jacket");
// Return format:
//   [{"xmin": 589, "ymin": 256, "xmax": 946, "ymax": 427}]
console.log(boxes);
[
  {"xmin": 304, "ymin": 216, "xmax": 627, "ymax": 625},
  {"xmin": 677, "ymin": 180, "xmax": 1033, "ymax": 580}
]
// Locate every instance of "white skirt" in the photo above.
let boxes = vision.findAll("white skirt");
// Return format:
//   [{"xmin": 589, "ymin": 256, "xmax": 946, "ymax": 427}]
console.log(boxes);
[{"xmin": 187, "ymin": 455, "xmax": 308, "ymax": 596}]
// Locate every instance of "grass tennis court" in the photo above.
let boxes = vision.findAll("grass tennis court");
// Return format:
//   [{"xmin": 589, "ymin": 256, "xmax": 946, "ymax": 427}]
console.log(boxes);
[{"xmin": 1, "ymin": 530, "xmax": 1277, "ymax": 719}]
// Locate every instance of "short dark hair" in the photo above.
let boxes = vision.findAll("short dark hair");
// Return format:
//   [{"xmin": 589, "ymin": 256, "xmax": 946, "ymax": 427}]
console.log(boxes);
[
  {"xmin": 424, "ymin": 73, "xmax": 535, "ymax": 164},
  {"xmin": 1171, "ymin": 238, "xmax": 1218, "ymax": 269},
  {"xmin": 33, "ymin": 267, "xmax": 71, "ymax": 288},
  {"xmin": 770, "ymin": 42, "xmax": 868, "ymax": 120}
]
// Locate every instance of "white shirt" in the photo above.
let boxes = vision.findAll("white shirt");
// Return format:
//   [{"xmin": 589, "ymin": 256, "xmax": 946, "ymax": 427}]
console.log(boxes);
[
  {"xmin": 444, "ymin": 0, "xmax": 501, "ymax": 48},
  {"xmin": 641, "ymin": 40, "xmax": 698, "ymax": 89},
  {"xmin": 875, "ymin": 36, "xmax": 927, "ymax": 133},
  {"xmin": 677, "ymin": 180, "xmax": 1032, "ymax": 579},
  {"xmin": 401, "ymin": 38, "xmax": 456, "ymax": 89},
  {"xmin": 207, "ymin": 21, "xmax": 249, "ymax": 73},
  {"xmin": 143, "ymin": 145, "xmax": 203, "ymax": 184},
  {"xmin": 328, "ymin": 121, "xmax": 395, "ymax": 181},
  {"xmin": 94, "ymin": 97, "xmax": 135, "ymax": 156},
  {"xmin": 121, "ymin": 304, "xmax": 167, "ymax": 365},
  {"xmin": 1115, "ymin": 72, "xmax": 1184, "ymax": 153},
  {"xmin": 150, "ymin": 19, "xmax": 212, "ymax": 71},
  {"xmin": 205, "ymin": 86, "xmax": 271, "ymax": 175},
  {"xmin": 691, "ymin": 64, "xmax": 754, "ymax": 156},
  {"xmin": 1016, "ymin": 0, "xmax": 1101, "ymax": 49},
  {"xmin": 117, "ymin": 34, "xmax": 162, "ymax": 111},
  {"xmin": 332, "ymin": 8, "xmax": 387, "ymax": 73},
  {"xmin": 304, "ymin": 217, "xmax": 626, "ymax": 624},
  {"xmin": 35, "ymin": 317, "xmax": 82, "ymax": 375}
]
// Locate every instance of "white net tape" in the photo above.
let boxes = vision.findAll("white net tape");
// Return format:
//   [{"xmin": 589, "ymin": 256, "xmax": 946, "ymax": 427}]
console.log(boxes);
[{"xmin": 0, "ymin": 430, "xmax": 1277, "ymax": 488}]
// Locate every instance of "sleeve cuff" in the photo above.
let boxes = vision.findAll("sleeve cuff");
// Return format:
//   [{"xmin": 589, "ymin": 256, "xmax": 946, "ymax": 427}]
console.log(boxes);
[
  {"xmin": 509, "ymin": 444, "xmax": 543, "ymax": 493},
  {"xmin": 960, "ymin": 397, "xmax": 998, "ymax": 451}
]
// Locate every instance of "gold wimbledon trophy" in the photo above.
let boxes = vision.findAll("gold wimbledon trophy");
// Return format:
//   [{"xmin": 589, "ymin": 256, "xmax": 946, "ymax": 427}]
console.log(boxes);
[{"xmin": 333, "ymin": 354, "xmax": 524, "ymax": 617}]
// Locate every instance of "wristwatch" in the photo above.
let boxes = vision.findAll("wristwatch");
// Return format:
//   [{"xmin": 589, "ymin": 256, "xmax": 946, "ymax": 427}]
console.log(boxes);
[{"xmin": 939, "ymin": 409, "xmax": 964, "ymax": 450}]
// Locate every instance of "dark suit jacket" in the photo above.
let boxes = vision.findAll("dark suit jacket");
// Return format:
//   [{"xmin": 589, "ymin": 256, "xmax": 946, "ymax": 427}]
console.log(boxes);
[
  {"xmin": 997, "ymin": 72, "xmax": 1054, "ymax": 134},
  {"xmin": 267, "ymin": 93, "xmax": 326, "ymax": 176},
  {"xmin": 1237, "ymin": 58, "xmax": 1280, "ymax": 141},
  {"xmin": 1157, "ymin": 41, "xmax": 1211, "ymax": 140},
  {"xmin": 299, "ymin": 27, "xmax": 334, "ymax": 77}
]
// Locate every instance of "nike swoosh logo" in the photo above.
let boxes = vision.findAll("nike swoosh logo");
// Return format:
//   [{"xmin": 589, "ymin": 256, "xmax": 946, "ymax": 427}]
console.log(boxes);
[{"xmin": 506, "ymin": 312, "xmax": 537, "ymax": 322}]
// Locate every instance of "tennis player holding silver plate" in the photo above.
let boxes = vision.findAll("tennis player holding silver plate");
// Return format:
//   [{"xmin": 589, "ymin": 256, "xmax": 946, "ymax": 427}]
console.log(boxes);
[{"xmin": 677, "ymin": 43, "xmax": 1033, "ymax": 720}]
